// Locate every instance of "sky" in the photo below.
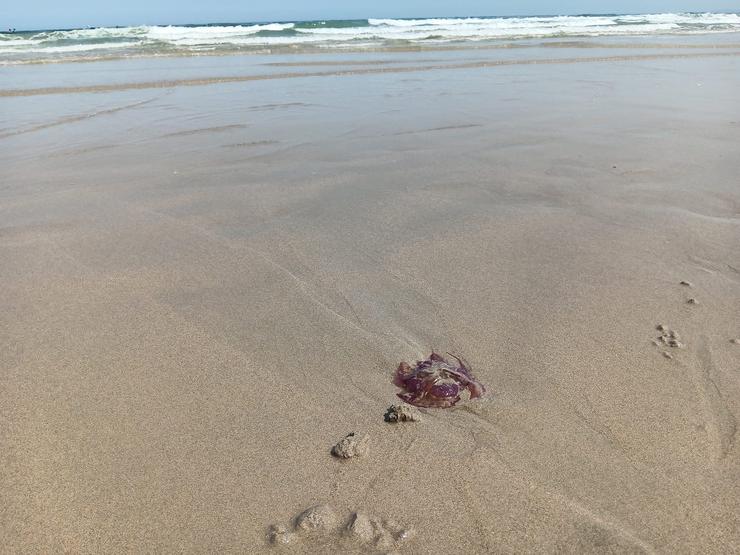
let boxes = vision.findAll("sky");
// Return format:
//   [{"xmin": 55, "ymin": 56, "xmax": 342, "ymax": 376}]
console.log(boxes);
[{"xmin": 3, "ymin": 1, "xmax": 740, "ymax": 31}]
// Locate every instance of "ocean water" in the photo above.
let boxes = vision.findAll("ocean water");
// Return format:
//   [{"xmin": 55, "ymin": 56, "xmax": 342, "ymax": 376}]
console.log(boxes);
[{"xmin": 2, "ymin": 13, "xmax": 740, "ymax": 64}]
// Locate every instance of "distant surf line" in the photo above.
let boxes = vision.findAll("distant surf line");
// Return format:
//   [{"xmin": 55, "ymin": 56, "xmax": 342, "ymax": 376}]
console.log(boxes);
[{"xmin": 2, "ymin": 13, "xmax": 740, "ymax": 65}]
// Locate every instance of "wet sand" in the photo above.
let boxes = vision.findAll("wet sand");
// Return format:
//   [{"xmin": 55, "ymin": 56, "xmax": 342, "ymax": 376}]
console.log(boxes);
[{"xmin": 1, "ymin": 41, "xmax": 740, "ymax": 553}]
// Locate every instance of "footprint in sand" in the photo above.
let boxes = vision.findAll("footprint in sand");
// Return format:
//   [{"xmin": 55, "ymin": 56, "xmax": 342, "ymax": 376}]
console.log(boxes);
[
  {"xmin": 654, "ymin": 324, "xmax": 683, "ymax": 350},
  {"xmin": 268, "ymin": 504, "xmax": 414, "ymax": 552},
  {"xmin": 652, "ymin": 324, "xmax": 684, "ymax": 360}
]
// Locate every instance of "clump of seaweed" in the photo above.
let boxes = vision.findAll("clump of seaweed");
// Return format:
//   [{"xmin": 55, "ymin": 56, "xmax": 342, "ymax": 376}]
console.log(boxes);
[
  {"xmin": 384, "ymin": 404, "xmax": 422, "ymax": 423},
  {"xmin": 393, "ymin": 352, "xmax": 485, "ymax": 408}
]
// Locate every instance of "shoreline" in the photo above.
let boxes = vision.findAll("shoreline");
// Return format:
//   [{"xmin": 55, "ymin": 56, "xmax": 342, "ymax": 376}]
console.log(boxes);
[
  {"xmin": 3, "ymin": 33, "xmax": 740, "ymax": 68},
  {"xmin": 3, "ymin": 49, "xmax": 740, "ymax": 97}
]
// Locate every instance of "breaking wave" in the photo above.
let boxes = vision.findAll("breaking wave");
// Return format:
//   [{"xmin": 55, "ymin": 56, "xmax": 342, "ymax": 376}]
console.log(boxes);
[{"xmin": 2, "ymin": 13, "xmax": 739, "ymax": 64}]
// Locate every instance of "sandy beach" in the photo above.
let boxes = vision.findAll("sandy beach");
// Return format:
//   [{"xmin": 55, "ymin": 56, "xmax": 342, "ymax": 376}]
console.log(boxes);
[{"xmin": 1, "ymin": 38, "xmax": 740, "ymax": 553}]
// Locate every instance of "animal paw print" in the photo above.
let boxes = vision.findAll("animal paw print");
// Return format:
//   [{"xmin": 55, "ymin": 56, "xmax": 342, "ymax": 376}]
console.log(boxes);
[{"xmin": 653, "ymin": 324, "xmax": 683, "ymax": 359}]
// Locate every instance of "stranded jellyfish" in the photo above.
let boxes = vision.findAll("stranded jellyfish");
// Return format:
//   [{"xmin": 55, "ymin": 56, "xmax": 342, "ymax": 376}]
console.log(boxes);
[{"xmin": 393, "ymin": 352, "xmax": 485, "ymax": 408}]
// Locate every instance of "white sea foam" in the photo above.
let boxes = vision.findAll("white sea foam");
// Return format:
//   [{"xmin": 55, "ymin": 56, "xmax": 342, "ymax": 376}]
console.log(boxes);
[
  {"xmin": 0, "ymin": 41, "xmax": 144, "ymax": 55},
  {"xmin": 1, "ymin": 13, "xmax": 739, "ymax": 63},
  {"xmin": 146, "ymin": 23, "xmax": 295, "ymax": 42}
]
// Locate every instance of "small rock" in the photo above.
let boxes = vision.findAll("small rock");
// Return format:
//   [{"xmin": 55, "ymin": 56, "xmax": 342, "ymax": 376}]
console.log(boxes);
[
  {"xmin": 332, "ymin": 432, "xmax": 370, "ymax": 459},
  {"xmin": 662, "ymin": 351, "xmax": 673, "ymax": 360},
  {"xmin": 295, "ymin": 504, "xmax": 340, "ymax": 534},
  {"xmin": 680, "ymin": 280, "xmax": 692, "ymax": 287},
  {"xmin": 667, "ymin": 339, "xmax": 683, "ymax": 348},
  {"xmin": 687, "ymin": 298, "xmax": 699, "ymax": 305},
  {"xmin": 268, "ymin": 524, "xmax": 296, "ymax": 545},
  {"xmin": 656, "ymin": 324, "xmax": 667, "ymax": 332},
  {"xmin": 668, "ymin": 330, "xmax": 679, "ymax": 340},
  {"xmin": 384, "ymin": 404, "xmax": 422, "ymax": 423},
  {"xmin": 731, "ymin": 339, "xmax": 740, "ymax": 345}
]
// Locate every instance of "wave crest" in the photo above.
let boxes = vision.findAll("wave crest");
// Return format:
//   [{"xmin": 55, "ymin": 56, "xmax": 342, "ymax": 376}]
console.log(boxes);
[{"xmin": 2, "ymin": 13, "xmax": 739, "ymax": 63}]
